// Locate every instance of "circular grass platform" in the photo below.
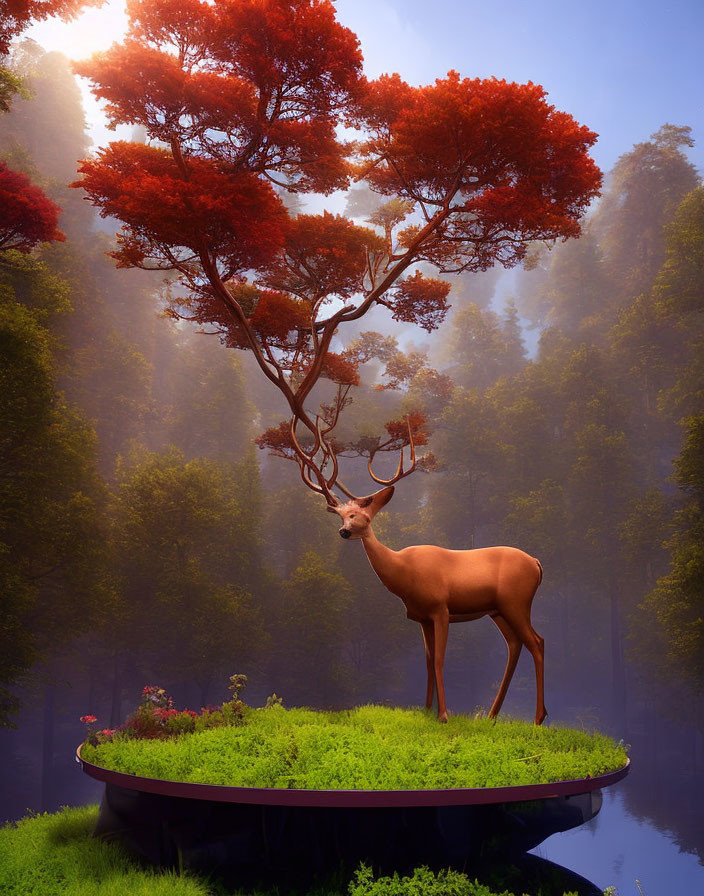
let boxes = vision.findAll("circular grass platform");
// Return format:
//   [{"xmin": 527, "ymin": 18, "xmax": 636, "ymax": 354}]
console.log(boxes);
[
  {"xmin": 76, "ymin": 707, "xmax": 628, "ymax": 881},
  {"xmin": 78, "ymin": 705, "xmax": 628, "ymax": 792}
]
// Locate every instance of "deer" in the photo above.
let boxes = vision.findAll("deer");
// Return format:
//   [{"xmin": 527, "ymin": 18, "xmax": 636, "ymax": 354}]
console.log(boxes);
[{"xmin": 288, "ymin": 412, "xmax": 546, "ymax": 725}]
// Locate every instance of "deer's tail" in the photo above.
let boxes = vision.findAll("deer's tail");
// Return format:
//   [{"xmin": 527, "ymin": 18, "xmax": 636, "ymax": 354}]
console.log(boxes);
[{"xmin": 535, "ymin": 558, "xmax": 544, "ymax": 587}]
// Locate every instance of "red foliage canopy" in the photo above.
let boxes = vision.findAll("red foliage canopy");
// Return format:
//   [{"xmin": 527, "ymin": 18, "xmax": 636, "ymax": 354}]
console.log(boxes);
[
  {"xmin": 359, "ymin": 72, "xmax": 600, "ymax": 275},
  {"xmin": 0, "ymin": 161, "xmax": 65, "ymax": 251},
  {"xmin": 72, "ymin": 0, "xmax": 602, "ymax": 499},
  {"xmin": 75, "ymin": 142, "xmax": 288, "ymax": 275},
  {"xmin": 74, "ymin": 0, "xmax": 361, "ymax": 193}
]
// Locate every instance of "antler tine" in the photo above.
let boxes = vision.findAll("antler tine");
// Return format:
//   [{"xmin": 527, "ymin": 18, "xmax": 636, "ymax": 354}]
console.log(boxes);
[
  {"xmin": 316, "ymin": 416, "xmax": 339, "ymax": 489},
  {"xmin": 315, "ymin": 415, "xmax": 364, "ymax": 503},
  {"xmin": 320, "ymin": 384, "xmax": 351, "ymax": 439},
  {"xmin": 368, "ymin": 416, "xmax": 417, "ymax": 486},
  {"xmin": 290, "ymin": 416, "xmax": 339, "ymax": 506}
]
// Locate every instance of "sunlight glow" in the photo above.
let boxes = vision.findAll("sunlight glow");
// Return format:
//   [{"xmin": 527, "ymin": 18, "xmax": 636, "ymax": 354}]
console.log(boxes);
[{"xmin": 25, "ymin": 1, "xmax": 130, "ymax": 149}]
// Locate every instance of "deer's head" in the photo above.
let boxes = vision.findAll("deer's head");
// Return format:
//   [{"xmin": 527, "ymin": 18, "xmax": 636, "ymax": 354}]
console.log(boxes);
[
  {"xmin": 329, "ymin": 487, "xmax": 395, "ymax": 539},
  {"xmin": 288, "ymin": 412, "xmax": 416, "ymax": 534}
]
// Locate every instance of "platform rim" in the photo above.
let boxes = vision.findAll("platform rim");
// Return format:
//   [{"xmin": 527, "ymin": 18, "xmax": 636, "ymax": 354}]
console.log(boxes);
[{"xmin": 76, "ymin": 745, "xmax": 630, "ymax": 807}]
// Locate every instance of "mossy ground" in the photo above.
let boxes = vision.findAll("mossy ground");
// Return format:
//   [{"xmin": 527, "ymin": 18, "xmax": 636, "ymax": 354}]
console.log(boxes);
[
  {"xmin": 81, "ymin": 705, "xmax": 627, "ymax": 790},
  {"xmin": 0, "ymin": 805, "xmax": 587, "ymax": 896}
]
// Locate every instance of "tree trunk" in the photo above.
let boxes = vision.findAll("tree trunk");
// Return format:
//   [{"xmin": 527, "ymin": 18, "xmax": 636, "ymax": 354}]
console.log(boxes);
[
  {"xmin": 558, "ymin": 589, "xmax": 570, "ymax": 671},
  {"xmin": 109, "ymin": 652, "xmax": 122, "ymax": 728},
  {"xmin": 41, "ymin": 680, "xmax": 55, "ymax": 811},
  {"xmin": 88, "ymin": 663, "xmax": 98, "ymax": 714},
  {"xmin": 608, "ymin": 572, "xmax": 627, "ymax": 728}
]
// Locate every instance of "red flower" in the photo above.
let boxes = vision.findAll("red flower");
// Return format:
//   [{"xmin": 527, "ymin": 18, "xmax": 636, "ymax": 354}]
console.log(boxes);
[{"xmin": 80, "ymin": 714, "xmax": 98, "ymax": 724}]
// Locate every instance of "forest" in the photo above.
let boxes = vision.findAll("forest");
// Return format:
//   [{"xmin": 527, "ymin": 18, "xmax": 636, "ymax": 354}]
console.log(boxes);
[{"xmin": 1, "ymin": 10, "xmax": 703, "ymax": 874}]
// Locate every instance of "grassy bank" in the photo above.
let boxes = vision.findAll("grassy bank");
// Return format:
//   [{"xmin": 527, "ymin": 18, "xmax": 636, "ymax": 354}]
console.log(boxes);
[
  {"xmin": 0, "ymin": 805, "xmax": 591, "ymax": 896},
  {"xmin": 81, "ymin": 705, "xmax": 627, "ymax": 790}
]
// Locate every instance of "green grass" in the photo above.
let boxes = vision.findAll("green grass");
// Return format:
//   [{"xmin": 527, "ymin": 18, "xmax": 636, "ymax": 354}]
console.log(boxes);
[
  {"xmin": 81, "ymin": 705, "xmax": 627, "ymax": 790},
  {"xmin": 0, "ymin": 805, "xmax": 585, "ymax": 896},
  {"xmin": 0, "ymin": 806, "xmax": 212, "ymax": 896}
]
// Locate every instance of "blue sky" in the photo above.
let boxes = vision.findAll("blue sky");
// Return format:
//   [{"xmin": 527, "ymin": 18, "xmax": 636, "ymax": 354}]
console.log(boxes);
[
  {"xmin": 27, "ymin": 0, "xmax": 703, "ymax": 175},
  {"xmin": 335, "ymin": 0, "xmax": 704, "ymax": 175}
]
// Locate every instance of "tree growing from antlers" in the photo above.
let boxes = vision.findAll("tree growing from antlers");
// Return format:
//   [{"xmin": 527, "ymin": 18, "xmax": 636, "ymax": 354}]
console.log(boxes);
[{"xmin": 73, "ymin": 0, "xmax": 600, "ymax": 509}]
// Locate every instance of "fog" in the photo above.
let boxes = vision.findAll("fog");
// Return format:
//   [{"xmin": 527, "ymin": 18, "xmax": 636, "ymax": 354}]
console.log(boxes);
[{"xmin": 1, "ymin": 44, "xmax": 703, "ymax": 891}]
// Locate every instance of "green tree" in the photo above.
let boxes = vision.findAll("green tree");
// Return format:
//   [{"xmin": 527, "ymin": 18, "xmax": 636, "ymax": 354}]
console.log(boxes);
[
  {"xmin": 592, "ymin": 124, "xmax": 699, "ymax": 305},
  {"xmin": 440, "ymin": 303, "xmax": 525, "ymax": 392},
  {"xmin": 164, "ymin": 332, "xmax": 255, "ymax": 462},
  {"xmin": 106, "ymin": 449, "xmax": 264, "ymax": 716},
  {"xmin": 275, "ymin": 551, "xmax": 353, "ymax": 707},
  {"xmin": 655, "ymin": 186, "xmax": 704, "ymax": 316},
  {"xmin": 0, "ymin": 251, "xmax": 106, "ymax": 726},
  {"xmin": 637, "ymin": 416, "xmax": 704, "ymax": 691}
]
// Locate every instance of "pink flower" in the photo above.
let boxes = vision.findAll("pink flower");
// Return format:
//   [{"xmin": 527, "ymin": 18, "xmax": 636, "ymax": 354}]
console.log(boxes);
[
  {"xmin": 184, "ymin": 710, "xmax": 198, "ymax": 718},
  {"xmin": 98, "ymin": 728, "xmax": 115, "ymax": 737},
  {"xmin": 80, "ymin": 715, "xmax": 98, "ymax": 724}
]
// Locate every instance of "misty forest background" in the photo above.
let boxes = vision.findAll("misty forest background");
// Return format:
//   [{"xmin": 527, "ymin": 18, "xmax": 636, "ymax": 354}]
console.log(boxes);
[{"xmin": 1, "ymin": 44, "xmax": 703, "ymax": 857}]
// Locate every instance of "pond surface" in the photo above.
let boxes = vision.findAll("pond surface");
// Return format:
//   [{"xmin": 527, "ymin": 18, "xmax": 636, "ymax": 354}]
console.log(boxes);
[{"xmin": 534, "ymin": 777, "xmax": 704, "ymax": 894}]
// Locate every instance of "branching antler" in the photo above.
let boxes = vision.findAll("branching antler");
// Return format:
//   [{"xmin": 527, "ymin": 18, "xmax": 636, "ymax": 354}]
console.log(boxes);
[
  {"xmin": 288, "ymin": 402, "xmax": 418, "ymax": 508},
  {"xmin": 368, "ymin": 416, "xmax": 416, "ymax": 486}
]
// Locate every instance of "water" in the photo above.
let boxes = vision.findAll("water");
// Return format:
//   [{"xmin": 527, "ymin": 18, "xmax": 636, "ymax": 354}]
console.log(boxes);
[
  {"xmin": 2, "ymin": 720, "xmax": 704, "ymax": 895},
  {"xmin": 534, "ymin": 786, "xmax": 704, "ymax": 895}
]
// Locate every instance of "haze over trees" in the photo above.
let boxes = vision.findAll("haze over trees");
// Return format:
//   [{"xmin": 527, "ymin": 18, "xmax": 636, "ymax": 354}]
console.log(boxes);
[
  {"xmin": 0, "ymin": 0, "xmax": 702, "ymax": 862},
  {"xmin": 71, "ymin": 0, "xmax": 600, "ymax": 500}
]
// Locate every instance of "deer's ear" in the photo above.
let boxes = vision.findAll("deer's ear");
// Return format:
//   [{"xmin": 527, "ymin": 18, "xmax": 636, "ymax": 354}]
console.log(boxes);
[
  {"xmin": 356, "ymin": 486, "xmax": 395, "ymax": 513},
  {"xmin": 374, "ymin": 486, "xmax": 395, "ymax": 510}
]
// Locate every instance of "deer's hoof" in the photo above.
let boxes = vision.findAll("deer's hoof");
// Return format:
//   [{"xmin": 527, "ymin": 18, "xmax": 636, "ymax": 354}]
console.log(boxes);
[{"xmin": 438, "ymin": 711, "xmax": 449, "ymax": 723}]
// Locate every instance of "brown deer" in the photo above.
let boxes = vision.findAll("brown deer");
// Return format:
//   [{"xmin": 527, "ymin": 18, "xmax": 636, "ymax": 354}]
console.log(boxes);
[{"xmin": 289, "ymin": 415, "xmax": 546, "ymax": 725}]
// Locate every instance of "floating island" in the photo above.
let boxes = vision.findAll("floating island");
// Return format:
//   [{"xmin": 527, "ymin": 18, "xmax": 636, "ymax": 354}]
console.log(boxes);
[{"xmin": 78, "ymin": 706, "xmax": 628, "ymax": 882}]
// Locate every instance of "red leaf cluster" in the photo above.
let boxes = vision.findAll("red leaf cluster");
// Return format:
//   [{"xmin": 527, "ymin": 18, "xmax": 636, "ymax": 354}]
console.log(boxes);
[
  {"xmin": 320, "ymin": 351, "xmax": 360, "ymax": 386},
  {"xmin": 261, "ymin": 211, "xmax": 384, "ymax": 302},
  {"xmin": 247, "ymin": 289, "xmax": 309, "ymax": 346},
  {"xmin": 384, "ymin": 412, "xmax": 429, "ymax": 449},
  {"xmin": 0, "ymin": 162, "xmax": 65, "ymax": 251},
  {"xmin": 385, "ymin": 271, "xmax": 451, "ymax": 331},
  {"xmin": 74, "ymin": 143, "xmax": 288, "ymax": 273},
  {"xmin": 75, "ymin": 0, "xmax": 362, "ymax": 193},
  {"xmin": 356, "ymin": 72, "xmax": 601, "ymax": 270},
  {"xmin": 254, "ymin": 421, "xmax": 295, "ymax": 458}
]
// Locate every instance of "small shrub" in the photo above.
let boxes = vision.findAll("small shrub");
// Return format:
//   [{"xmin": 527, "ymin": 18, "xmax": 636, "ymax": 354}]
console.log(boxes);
[
  {"xmin": 264, "ymin": 693, "xmax": 283, "ymax": 709},
  {"xmin": 349, "ymin": 864, "xmax": 511, "ymax": 895}
]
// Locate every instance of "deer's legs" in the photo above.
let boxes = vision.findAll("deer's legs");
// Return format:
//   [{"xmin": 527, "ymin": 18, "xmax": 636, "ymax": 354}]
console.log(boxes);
[
  {"xmin": 488, "ymin": 613, "xmax": 522, "ymax": 719},
  {"xmin": 431, "ymin": 614, "xmax": 450, "ymax": 722},
  {"xmin": 420, "ymin": 621, "xmax": 435, "ymax": 709},
  {"xmin": 500, "ymin": 605, "xmax": 546, "ymax": 725}
]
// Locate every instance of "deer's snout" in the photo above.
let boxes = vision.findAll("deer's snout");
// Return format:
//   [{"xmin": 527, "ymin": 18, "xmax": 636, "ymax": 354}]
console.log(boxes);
[{"xmin": 339, "ymin": 528, "xmax": 351, "ymax": 539}]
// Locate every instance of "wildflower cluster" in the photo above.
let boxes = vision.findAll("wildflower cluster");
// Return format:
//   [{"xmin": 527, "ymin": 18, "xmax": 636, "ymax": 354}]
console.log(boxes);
[
  {"xmin": 79, "ymin": 675, "xmax": 255, "ymax": 745},
  {"xmin": 141, "ymin": 686, "xmax": 173, "ymax": 709}
]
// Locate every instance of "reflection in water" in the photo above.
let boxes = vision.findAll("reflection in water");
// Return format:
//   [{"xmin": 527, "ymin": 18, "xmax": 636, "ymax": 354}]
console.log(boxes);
[{"xmin": 533, "ymin": 786, "xmax": 704, "ymax": 894}]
